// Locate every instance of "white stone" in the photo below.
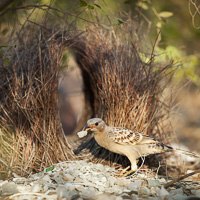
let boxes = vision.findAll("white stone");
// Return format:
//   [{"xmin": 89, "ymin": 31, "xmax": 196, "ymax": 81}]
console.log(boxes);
[
  {"xmin": 147, "ymin": 180, "xmax": 161, "ymax": 188},
  {"xmin": 131, "ymin": 195, "xmax": 138, "ymax": 200},
  {"xmin": 2, "ymin": 182, "xmax": 18, "ymax": 195},
  {"xmin": 100, "ymin": 177, "xmax": 107, "ymax": 183},
  {"xmin": 172, "ymin": 194, "xmax": 187, "ymax": 200},
  {"xmin": 115, "ymin": 196, "xmax": 123, "ymax": 200},
  {"xmin": 104, "ymin": 187, "xmax": 115, "ymax": 193},
  {"xmin": 68, "ymin": 190, "xmax": 79, "ymax": 199},
  {"xmin": 0, "ymin": 180, "xmax": 8, "ymax": 187},
  {"xmin": 77, "ymin": 131, "xmax": 88, "ymax": 138},
  {"xmin": 195, "ymin": 190, "xmax": 200, "ymax": 197},
  {"xmin": 17, "ymin": 185, "xmax": 32, "ymax": 193},
  {"xmin": 31, "ymin": 184, "xmax": 42, "ymax": 193},
  {"xmin": 64, "ymin": 182, "xmax": 75, "ymax": 191},
  {"xmin": 112, "ymin": 185, "xmax": 123, "ymax": 194},
  {"xmin": 170, "ymin": 188, "xmax": 183, "ymax": 195},
  {"xmin": 53, "ymin": 173, "xmax": 64, "ymax": 184},
  {"xmin": 191, "ymin": 190, "xmax": 196, "ymax": 195},
  {"xmin": 12, "ymin": 177, "xmax": 27, "ymax": 184},
  {"xmin": 138, "ymin": 186, "xmax": 150, "ymax": 195},
  {"xmin": 123, "ymin": 188, "xmax": 131, "ymax": 193},
  {"xmin": 157, "ymin": 186, "xmax": 169, "ymax": 200},
  {"xmin": 80, "ymin": 166, "xmax": 91, "ymax": 173},
  {"xmin": 107, "ymin": 176, "xmax": 116, "ymax": 187},
  {"xmin": 18, "ymin": 195, "xmax": 32, "ymax": 200},
  {"xmin": 39, "ymin": 175, "xmax": 51, "ymax": 184},
  {"xmin": 46, "ymin": 194, "xmax": 58, "ymax": 200},
  {"xmin": 56, "ymin": 185, "xmax": 69, "ymax": 198},
  {"xmin": 43, "ymin": 184, "xmax": 49, "ymax": 192},
  {"xmin": 96, "ymin": 194, "xmax": 116, "ymax": 200},
  {"xmin": 127, "ymin": 180, "xmax": 142, "ymax": 191},
  {"xmin": 159, "ymin": 178, "xmax": 167, "ymax": 183},
  {"xmin": 96, "ymin": 163, "xmax": 104, "ymax": 171},
  {"xmin": 117, "ymin": 179, "xmax": 130, "ymax": 186},
  {"xmin": 98, "ymin": 186, "xmax": 105, "ymax": 192},
  {"xmin": 150, "ymin": 187, "xmax": 157, "ymax": 196},
  {"xmin": 81, "ymin": 189, "xmax": 96, "ymax": 199},
  {"xmin": 63, "ymin": 173, "xmax": 74, "ymax": 182}
]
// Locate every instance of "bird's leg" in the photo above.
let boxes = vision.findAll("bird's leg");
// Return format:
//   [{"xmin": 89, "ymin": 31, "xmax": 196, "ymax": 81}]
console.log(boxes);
[
  {"xmin": 115, "ymin": 159, "xmax": 139, "ymax": 177},
  {"xmin": 119, "ymin": 169, "xmax": 134, "ymax": 177},
  {"xmin": 114, "ymin": 166, "xmax": 130, "ymax": 176},
  {"xmin": 119, "ymin": 166, "xmax": 130, "ymax": 175}
]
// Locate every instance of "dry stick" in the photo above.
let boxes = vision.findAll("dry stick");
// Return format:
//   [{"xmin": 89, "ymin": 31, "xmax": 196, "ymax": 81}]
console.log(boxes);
[{"xmin": 164, "ymin": 169, "xmax": 200, "ymax": 188}]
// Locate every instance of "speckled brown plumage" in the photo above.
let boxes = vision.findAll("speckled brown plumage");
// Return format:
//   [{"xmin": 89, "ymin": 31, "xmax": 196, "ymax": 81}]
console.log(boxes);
[{"xmin": 83, "ymin": 118, "xmax": 200, "ymax": 172}]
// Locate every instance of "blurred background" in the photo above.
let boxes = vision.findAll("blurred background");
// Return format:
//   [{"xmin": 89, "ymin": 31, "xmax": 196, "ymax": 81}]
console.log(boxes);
[{"xmin": 1, "ymin": 0, "xmax": 200, "ymax": 153}]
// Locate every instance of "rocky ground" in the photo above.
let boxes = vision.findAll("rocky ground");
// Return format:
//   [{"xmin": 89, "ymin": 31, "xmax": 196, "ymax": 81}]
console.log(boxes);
[{"xmin": 1, "ymin": 160, "xmax": 200, "ymax": 200}]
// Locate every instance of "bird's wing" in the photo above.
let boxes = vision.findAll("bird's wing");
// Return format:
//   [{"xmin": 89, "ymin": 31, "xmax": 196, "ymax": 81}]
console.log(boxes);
[{"xmin": 107, "ymin": 127, "xmax": 160, "ymax": 145}]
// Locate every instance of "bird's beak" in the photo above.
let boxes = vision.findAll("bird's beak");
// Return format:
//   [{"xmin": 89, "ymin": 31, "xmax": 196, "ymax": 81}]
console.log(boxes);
[{"xmin": 83, "ymin": 124, "xmax": 94, "ymax": 131}]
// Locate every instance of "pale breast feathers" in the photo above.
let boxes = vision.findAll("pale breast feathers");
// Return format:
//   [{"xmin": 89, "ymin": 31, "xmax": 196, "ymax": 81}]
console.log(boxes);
[{"xmin": 107, "ymin": 127, "xmax": 159, "ymax": 145}]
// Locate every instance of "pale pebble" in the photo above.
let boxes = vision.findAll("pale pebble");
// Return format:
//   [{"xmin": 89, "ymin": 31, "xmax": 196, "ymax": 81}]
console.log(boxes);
[
  {"xmin": 56, "ymin": 185, "xmax": 69, "ymax": 198},
  {"xmin": 172, "ymin": 193, "xmax": 187, "ymax": 200},
  {"xmin": 39, "ymin": 174, "xmax": 51, "ymax": 184},
  {"xmin": 157, "ymin": 186, "xmax": 169, "ymax": 200},
  {"xmin": 63, "ymin": 173, "xmax": 74, "ymax": 182},
  {"xmin": 96, "ymin": 194, "xmax": 116, "ymax": 200},
  {"xmin": 18, "ymin": 195, "xmax": 32, "ymax": 200},
  {"xmin": 138, "ymin": 186, "xmax": 150, "ymax": 196},
  {"xmin": 170, "ymin": 188, "xmax": 183, "ymax": 195},
  {"xmin": 2, "ymin": 182, "xmax": 18, "ymax": 195},
  {"xmin": 81, "ymin": 189, "xmax": 96, "ymax": 199},
  {"xmin": 147, "ymin": 180, "xmax": 161, "ymax": 188},
  {"xmin": 100, "ymin": 177, "xmax": 107, "ymax": 183},
  {"xmin": 53, "ymin": 173, "xmax": 64, "ymax": 184},
  {"xmin": 116, "ymin": 196, "xmax": 124, "ymax": 200},
  {"xmin": 31, "ymin": 184, "xmax": 42, "ymax": 193},
  {"xmin": 195, "ymin": 190, "xmax": 200, "ymax": 197},
  {"xmin": 127, "ymin": 180, "xmax": 142, "ymax": 191}
]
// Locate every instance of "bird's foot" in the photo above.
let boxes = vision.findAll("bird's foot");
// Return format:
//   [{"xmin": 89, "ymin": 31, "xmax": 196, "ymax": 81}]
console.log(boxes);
[{"xmin": 114, "ymin": 166, "xmax": 134, "ymax": 177}]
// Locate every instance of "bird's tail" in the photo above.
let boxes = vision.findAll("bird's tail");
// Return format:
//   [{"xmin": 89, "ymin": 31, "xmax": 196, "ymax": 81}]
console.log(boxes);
[{"xmin": 169, "ymin": 148, "xmax": 200, "ymax": 158}]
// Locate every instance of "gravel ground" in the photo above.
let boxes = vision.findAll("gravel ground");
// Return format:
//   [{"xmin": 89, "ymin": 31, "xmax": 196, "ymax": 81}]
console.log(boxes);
[{"xmin": 0, "ymin": 160, "xmax": 200, "ymax": 200}]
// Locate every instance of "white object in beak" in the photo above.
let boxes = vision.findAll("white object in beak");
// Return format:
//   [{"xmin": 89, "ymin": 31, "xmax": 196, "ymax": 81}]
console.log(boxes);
[{"xmin": 77, "ymin": 131, "xmax": 88, "ymax": 138}]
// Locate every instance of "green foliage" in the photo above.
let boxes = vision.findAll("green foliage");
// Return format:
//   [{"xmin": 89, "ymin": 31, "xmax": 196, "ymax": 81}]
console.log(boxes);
[
  {"xmin": 80, "ymin": 0, "xmax": 87, "ymax": 6},
  {"xmin": 115, "ymin": 18, "xmax": 125, "ymax": 24},
  {"xmin": 79, "ymin": 0, "xmax": 101, "ymax": 10},
  {"xmin": 136, "ymin": 1, "xmax": 149, "ymax": 10},
  {"xmin": 158, "ymin": 11, "xmax": 173, "ymax": 18},
  {"xmin": 46, "ymin": 165, "xmax": 55, "ymax": 172},
  {"xmin": 155, "ymin": 45, "xmax": 200, "ymax": 86}
]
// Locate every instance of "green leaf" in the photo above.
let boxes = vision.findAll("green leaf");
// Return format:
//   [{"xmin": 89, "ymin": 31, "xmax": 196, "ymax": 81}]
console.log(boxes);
[
  {"xmin": 88, "ymin": 4, "xmax": 94, "ymax": 9},
  {"xmin": 80, "ymin": 0, "xmax": 87, "ymax": 6},
  {"xmin": 156, "ymin": 22, "xmax": 162, "ymax": 28},
  {"xmin": 158, "ymin": 12, "xmax": 173, "ymax": 18},
  {"xmin": 1, "ymin": 47, "xmax": 7, "ymax": 52},
  {"xmin": 5, "ymin": 59, "xmax": 9, "ymax": 66},
  {"xmin": 46, "ymin": 165, "xmax": 55, "ymax": 172},
  {"xmin": 124, "ymin": 0, "xmax": 132, "ymax": 4},
  {"xmin": 94, "ymin": 3, "xmax": 101, "ymax": 9},
  {"xmin": 136, "ymin": 2, "xmax": 149, "ymax": 10},
  {"xmin": 62, "ymin": 54, "xmax": 67, "ymax": 63},
  {"xmin": 115, "ymin": 18, "xmax": 125, "ymax": 24},
  {"xmin": 2, "ymin": 28, "xmax": 8, "ymax": 36}
]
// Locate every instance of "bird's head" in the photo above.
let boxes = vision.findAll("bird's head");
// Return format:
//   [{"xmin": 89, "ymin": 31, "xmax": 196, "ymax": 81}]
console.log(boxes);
[{"xmin": 83, "ymin": 118, "xmax": 106, "ymax": 133}]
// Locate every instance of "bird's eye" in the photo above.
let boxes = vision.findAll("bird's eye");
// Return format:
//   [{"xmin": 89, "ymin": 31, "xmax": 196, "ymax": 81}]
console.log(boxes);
[{"xmin": 95, "ymin": 122, "xmax": 99, "ymax": 126}]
